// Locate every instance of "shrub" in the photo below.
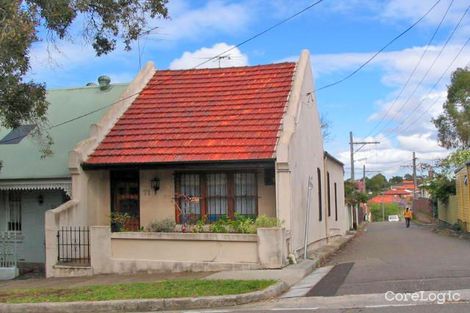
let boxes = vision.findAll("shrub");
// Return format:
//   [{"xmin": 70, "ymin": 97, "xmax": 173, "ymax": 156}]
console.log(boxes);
[
  {"xmin": 209, "ymin": 216, "xmax": 230, "ymax": 233},
  {"xmin": 110, "ymin": 212, "xmax": 131, "ymax": 232},
  {"xmin": 192, "ymin": 219, "xmax": 205, "ymax": 233},
  {"xmin": 232, "ymin": 214, "xmax": 256, "ymax": 234},
  {"xmin": 255, "ymin": 215, "xmax": 282, "ymax": 228},
  {"xmin": 147, "ymin": 218, "xmax": 176, "ymax": 232}
]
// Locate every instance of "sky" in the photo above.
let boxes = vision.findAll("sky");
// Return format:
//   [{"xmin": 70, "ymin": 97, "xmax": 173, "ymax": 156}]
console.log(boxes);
[{"xmin": 27, "ymin": 0, "xmax": 470, "ymax": 179}]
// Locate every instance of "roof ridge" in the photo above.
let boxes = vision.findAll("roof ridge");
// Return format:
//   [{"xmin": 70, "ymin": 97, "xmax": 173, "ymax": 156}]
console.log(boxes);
[{"xmin": 156, "ymin": 62, "xmax": 296, "ymax": 73}]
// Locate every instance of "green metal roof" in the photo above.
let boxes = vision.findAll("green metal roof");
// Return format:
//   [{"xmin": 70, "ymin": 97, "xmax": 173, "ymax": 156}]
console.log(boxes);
[{"xmin": 0, "ymin": 84, "xmax": 129, "ymax": 180}]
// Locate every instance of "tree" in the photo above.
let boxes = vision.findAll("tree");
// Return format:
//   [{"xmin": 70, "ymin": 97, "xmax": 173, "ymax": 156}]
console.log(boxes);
[
  {"xmin": 366, "ymin": 174, "xmax": 388, "ymax": 194},
  {"xmin": 433, "ymin": 67, "xmax": 470, "ymax": 150},
  {"xmin": 0, "ymin": 0, "xmax": 168, "ymax": 139},
  {"xmin": 404, "ymin": 174, "xmax": 413, "ymax": 181},
  {"xmin": 389, "ymin": 176, "xmax": 403, "ymax": 185},
  {"xmin": 344, "ymin": 179, "xmax": 368, "ymax": 207}
]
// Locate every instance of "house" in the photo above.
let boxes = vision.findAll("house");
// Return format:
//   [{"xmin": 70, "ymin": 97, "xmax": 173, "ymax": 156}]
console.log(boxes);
[
  {"xmin": 0, "ymin": 77, "xmax": 128, "ymax": 278},
  {"xmin": 456, "ymin": 161, "xmax": 470, "ymax": 231},
  {"xmin": 45, "ymin": 50, "xmax": 348, "ymax": 278}
]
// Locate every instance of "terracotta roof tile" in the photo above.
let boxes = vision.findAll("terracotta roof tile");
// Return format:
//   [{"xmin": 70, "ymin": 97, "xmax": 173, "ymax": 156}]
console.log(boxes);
[{"xmin": 86, "ymin": 63, "xmax": 296, "ymax": 165}]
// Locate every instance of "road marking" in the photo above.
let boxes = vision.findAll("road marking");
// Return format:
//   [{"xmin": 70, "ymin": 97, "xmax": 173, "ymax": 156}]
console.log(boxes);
[
  {"xmin": 365, "ymin": 304, "xmax": 418, "ymax": 308},
  {"xmin": 306, "ymin": 262, "xmax": 354, "ymax": 297},
  {"xmin": 281, "ymin": 266, "xmax": 334, "ymax": 298}
]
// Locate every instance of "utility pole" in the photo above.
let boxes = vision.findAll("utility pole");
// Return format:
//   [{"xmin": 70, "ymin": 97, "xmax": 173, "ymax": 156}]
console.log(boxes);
[
  {"xmin": 363, "ymin": 164, "xmax": 366, "ymax": 193},
  {"xmin": 349, "ymin": 131, "xmax": 380, "ymax": 182},
  {"xmin": 412, "ymin": 152, "xmax": 417, "ymax": 211},
  {"xmin": 350, "ymin": 132, "xmax": 354, "ymax": 182},
  {"xmin": 382, "ymin": 192, "xmax": 385, "ymax": 222}
]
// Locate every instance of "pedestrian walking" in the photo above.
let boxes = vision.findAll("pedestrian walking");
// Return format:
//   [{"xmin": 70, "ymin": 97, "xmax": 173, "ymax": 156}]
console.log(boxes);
[{"xmin": 404, "ymin": 207, "xmax": 412, "ymax": 228}]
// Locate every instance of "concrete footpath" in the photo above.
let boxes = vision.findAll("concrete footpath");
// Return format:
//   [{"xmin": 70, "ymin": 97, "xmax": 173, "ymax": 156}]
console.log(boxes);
[
  {"xmin": 0, "ymin": 233, "xmax": 357, "ymax": 313},
  {"xmin": 206, "ymin": 233, "xmax": 355, "ymax": 286}
]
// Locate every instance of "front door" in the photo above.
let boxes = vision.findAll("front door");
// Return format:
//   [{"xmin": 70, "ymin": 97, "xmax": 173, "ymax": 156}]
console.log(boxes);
[{"xmin": 111, "ymin": 171, "xmax": 140, "ymax": 231}]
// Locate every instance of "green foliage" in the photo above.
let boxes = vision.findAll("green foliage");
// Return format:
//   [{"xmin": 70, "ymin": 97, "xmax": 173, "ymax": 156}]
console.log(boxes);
[
  {"xmin": 422, "ymin": 174, "xmax": 456, "ymax": 204},
  {"xmin": 0, "ymin": 279, "xmax": 277, "ymax": 303},
  {"xmin": 255, "ymin": 214, "xmax": 282, "ymax": 228},
  {"xmin": 147, "ymin": 218, "xmax": 176, "ymax": 232},
  {"xmin": 110, "ymin": 212, "xmax": 131, "ymax": 232},
  {"xmin": 344, "ymin": 180, "xmax": 368, "ymax": 206},
  {"xmin": 439, "ymin": 150, "xmax": 470, "ymax": 175},
  {"xmin": 0, "ymin": 0, "xmax": 169, "ymax": 151},
  {"xmin": 369, "ymin": 203, "xmax": 401, "ymax": 222},
  {"xmin": 232, "ymin": 213, "xmax": 256, "ymax": 234},
  {"xmin": 192, "ymin": 214, "xmax": 282, "ymax": 233},
  {"xmin": 192, "ymin": 218, "xmax": 205, "ymax": 233},
  {"xmin": 433, "ymin": 67, "xmax": 470, "ymax": 149},
  {"xmin": 389, "ymin": 176, "xmax": 403, "ymax": 185},
  {"xmin": 209, "ymin": 215, "xmax": 230, "ymax": 233},
  {"xmin": 366, "ymin": 174, "xmax": 388, "ymax": 194}
]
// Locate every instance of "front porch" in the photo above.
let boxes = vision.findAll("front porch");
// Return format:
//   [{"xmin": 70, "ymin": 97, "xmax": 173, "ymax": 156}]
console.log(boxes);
[
  {"xmin": 45, "ymin": 163, "xmax": 290, "ymax": 277},
  {"xmin": 85, "ymin": 164, "xmax": 277, "ymax": 231}
]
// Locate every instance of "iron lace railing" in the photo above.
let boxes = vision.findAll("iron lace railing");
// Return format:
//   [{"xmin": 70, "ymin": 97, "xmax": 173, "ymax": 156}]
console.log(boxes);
[
  {"xmin": 57, "ymin": 226, "xmax": 90, "ymax": 265},
  {"xmin": 0, "ymin": 232, "xmax": 18, "ymax": 268}
]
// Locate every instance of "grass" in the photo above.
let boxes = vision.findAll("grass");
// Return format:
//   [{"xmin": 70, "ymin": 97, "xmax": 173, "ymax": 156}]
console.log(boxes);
[
  {"xmin": 0, "ymin": 279, "xmax": 276, "ymax": 304},
  {"xmin": 369, "ymin": 202, "xmax": 402, "ymax": 222}
]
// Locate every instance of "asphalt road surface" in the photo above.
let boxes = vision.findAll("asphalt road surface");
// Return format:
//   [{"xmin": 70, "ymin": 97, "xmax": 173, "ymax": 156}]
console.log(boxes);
[
  {"xmin": 174, "ymin": 221, "xmax": 470, "ymax": 313},
  {"xmin": 326, "ymin": 221, "xmax": 470, "ymax": 295}
]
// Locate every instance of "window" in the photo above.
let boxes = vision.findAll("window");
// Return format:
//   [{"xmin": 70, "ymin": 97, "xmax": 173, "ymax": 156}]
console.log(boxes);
[
  {"xmin": 176, "ymin": 172, "xmax": 257, "ymax": 223},
  {"xmin": 317, "ymin": 168, "xmax": 322, "ymax": 221},
  {"xmin": 207, "ymin": 173, "xmax": 228, "ymax": 221},
  {"xmin": 0, "ymin": 125, "xmax": 36, "ymax": 144},
  {"xmin": 234, "ymin": 172, "xmax": 257, "ymax": 217},
  {"xmin": 8, "ymin": 191, "xmax": 22, "ymax": 231},
  {"xmin": 176, "ymin": 174, "xmax": 201, "ymax": 224},
  {"xmin": 334, "ymin": 183, "xmax": 338, "ymax": 221},
  {"xmin": 327, "ymin": 172, "xmax": 331, "ymax": 217}
]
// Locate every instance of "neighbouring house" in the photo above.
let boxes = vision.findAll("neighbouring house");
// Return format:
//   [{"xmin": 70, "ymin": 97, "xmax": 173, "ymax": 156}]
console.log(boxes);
[
  {"xmin": 45, "ymin": 50, "xmax": 348, "ymax": 278},
  {"xmin": 456, "ymin": 161, "xmax": 470, "ymax": 231},
  {"xmin": 0, "ymin": 77, "xmax": 128, "ymax": 278}
]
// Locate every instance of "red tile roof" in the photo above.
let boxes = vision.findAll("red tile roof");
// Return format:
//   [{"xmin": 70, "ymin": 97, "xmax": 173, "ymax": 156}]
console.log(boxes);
[
  {"xmin": 368, "ymin": 195, "xmax": 399, "ymax": 204},
  {"xmin": 383, "ymin": 189, "xmax": 410, "ymax": 196},
  {"xmin": 86, "ymin": 63, "xmax": 296, "ymax": 165}
]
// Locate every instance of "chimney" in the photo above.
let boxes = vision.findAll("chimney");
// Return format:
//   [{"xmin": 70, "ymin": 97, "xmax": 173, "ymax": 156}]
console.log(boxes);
[{"xmin": 97, "ymin": 75, "xmax": 111, "ymax": 90}]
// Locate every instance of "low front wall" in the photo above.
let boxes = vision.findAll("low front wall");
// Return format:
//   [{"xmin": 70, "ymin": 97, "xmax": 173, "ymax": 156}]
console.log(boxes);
[
  {"xmin": 111, "ymin": 232, "xmax": 259, "ymax": 264},
  {"xmin": 47, "ymin": 226, "xmax": 289, "ymax": 277}
]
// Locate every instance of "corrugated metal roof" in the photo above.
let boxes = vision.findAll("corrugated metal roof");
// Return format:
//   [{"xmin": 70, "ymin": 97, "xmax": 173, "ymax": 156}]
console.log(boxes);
[
  {"xmin": 86, "ymin": 63, "xmax": 296, "ymax": 165},
  {"xmin": 0, "ymin": 84, "xmax": 129, "ymax": 179}
]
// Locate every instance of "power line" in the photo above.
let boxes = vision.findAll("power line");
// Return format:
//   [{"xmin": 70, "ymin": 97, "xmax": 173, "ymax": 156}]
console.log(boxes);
[
  {"xmin": 194, "ymin": 0, "xmax": 325, "ymax": 69},
  {"xmin": 3, "ymin": 1, "xmax": 328, "ymax": 144},
  {"xmin": 373, "ymin": 4, "xmax": 469, "ymax": 137},
  {"xmin": 397, "ymin": 36, "xmax": 470, "ymax": 134},
  {"xmin": 315, "ymin": 0, "xmax": 442, "ymax": 92},
  {"xmin": 0, "ymin": 0, "xmax": 443, "ymax": 144},
  {"xmin": 363, "ymin": 0, "xmax": 454, "ymax": 138}
]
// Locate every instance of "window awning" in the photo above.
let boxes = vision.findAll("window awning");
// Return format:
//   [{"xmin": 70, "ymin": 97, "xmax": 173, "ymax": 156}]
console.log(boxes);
[{"xmin": 0, "ymin": 179, "xmax": 72, "ymax": 197}]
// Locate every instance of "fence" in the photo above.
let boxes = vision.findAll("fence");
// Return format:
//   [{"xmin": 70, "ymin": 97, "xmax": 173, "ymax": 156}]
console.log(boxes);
[
  {"xmin": 0, "ymin": 232, "xmax": 18, "ymax": 268},
  {"xmin": 57, "ymin": 226, "xmax": 90, "ymax": 265}
]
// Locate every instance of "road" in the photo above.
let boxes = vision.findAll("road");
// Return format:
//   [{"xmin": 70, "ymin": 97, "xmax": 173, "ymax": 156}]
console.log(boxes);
[
  {"xmin": 325, "ymin": 221, "xmax": 470, "ymax": 295},
  {"xmin": 175, "ymin": 222, "xmax": 470, "ymax": 312}
]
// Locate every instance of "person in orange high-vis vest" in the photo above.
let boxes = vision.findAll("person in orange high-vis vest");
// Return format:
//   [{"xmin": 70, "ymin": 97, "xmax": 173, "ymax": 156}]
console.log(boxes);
[{"xmin": 404, "ymin": 207, "xmax": 413, "ymax": 228}]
